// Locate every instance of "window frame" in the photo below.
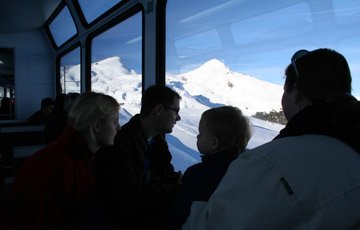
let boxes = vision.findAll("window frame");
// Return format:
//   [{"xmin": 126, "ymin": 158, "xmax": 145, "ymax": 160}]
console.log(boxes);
[
  {"xmin": 86, "ymin": 4, "xmax": 145, "ymax": 92},
  {"xmin": 73, "ymin": 0, "xmax": 130, "ymax": 29},
  {"xmin": 56, "ymin": 44, "xmax": 82, "ymax": 94},
  {"xmin": 44, "ymin": 2, "xmax": 79, "ymax": 50}
]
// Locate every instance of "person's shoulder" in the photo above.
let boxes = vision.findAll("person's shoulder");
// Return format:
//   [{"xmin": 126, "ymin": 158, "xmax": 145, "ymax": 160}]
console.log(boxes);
[
  {"xmin": 28, "ymin": 111, "xmax": 49, "ymax": 124},
  {"xmin": 116, "ymin": 116, "xmax": 140, "ymax": 137},
  {"xmin": 113, "ymin": 127, "xmax": 137, "ymax": 147},
  {"xmin": 242, "ymin": 134, "xmax": 357, "ymax": 169},
  {"xmin": 184, "ymin": 162, "xmax": 202, "ymax": 172},
  {"xmin": 97, "ymin": 135, "xmax": 135, "ymax": 165},
  {"xmin": 182, "ymin": 162, "xmax": 204, "ymax": 179},
  {"xmin": 28, "ymin": 110, "xmax": 41, "ymax": 120}
]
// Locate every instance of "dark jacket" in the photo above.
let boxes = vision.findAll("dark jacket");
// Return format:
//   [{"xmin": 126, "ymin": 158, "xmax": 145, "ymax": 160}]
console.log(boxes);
[
  {"xmin": 7, "ymin": 125, "xmax": 96, "ymax": 229},
  {"xmin": 43, "ymin": 109, "xmax": 68, "ymax": 143},
  {"xmin": 96, "ymin": 114, "xmax": 181, "ymax": 229},
  {"xmin": 27, "ymin": 110, "xmax": 51, "ymax": 125},
  {"xmin": 169, "ymin": 151, "xmax": 237, "ymax": 230}
]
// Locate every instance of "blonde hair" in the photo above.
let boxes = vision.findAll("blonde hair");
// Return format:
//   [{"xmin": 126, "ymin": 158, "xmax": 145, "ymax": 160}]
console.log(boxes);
[
  {"xmin": 68, "ymin": 91, "xmax": 120, "ymax": 133},
  {"xmin": 201, "ymin": 106, "xmax": 251, "ymax": 155}
]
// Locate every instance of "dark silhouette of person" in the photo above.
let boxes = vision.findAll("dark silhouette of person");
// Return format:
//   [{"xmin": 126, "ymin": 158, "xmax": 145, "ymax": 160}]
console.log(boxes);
[
  {"xmin": 97, "ymin": 84, "xmax": 182, "ymax": 230},
  {"xmin": 0, "ymin": 97, "xmax": 13, "ymax": 120},
  {"xmin": 27, "ymin": 97, "xmax": 54, "ymax": 125},
  {"xmin": 43, "ymin": 93, "xmax": 79, "ymax": 143}
]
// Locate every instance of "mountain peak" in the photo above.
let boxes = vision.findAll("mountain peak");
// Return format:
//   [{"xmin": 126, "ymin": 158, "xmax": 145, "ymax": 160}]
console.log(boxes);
[
  {"xmin": 92, "ymin": 56, "xmax": 131, "ymax": 76},
  {"xmin": 94, "ymin": 56, "xmax": 122, "ymax": 66},
  {"xmin": 198, "ymin": 59, "xmax": 229, "ymax": 72},
  {"xmin": 183, "ymin": 58, "xmax": 232, "ymax": 82}
]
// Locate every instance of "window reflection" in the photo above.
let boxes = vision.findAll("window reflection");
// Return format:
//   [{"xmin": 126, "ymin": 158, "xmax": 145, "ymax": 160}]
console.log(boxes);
[
  {"xmin": 49, "ymin": 6, "xmax": 77, "ymax": 47},
  {"xmin": 77, "ymin": 0, "xmax": 122, "ymax": 23},
  {"xmin": 0, "ymin": 48, "xmax": 15, "ymax": 120}
]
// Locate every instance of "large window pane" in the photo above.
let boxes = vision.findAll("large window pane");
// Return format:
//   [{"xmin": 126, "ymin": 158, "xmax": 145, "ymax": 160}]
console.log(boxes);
[
  {"xmin": 91, "ymin": 12, "xmax": 142, "ymax": 120},
  {"xmin": 59, "ymin": 47, "xmax": 81, "ymax": 94},
  {"xmin": 77, "ymin": 0, "xmax": 122, "ymax": 23},
  {"xmin": 174, "ymin": 29, "xmax": 222, "ymax": 58},
  {"xmin": 166, "ymin": 0, "xmax": 360, "ymax": 172},
  {"xmin": 0, "ymin": 48, "xmax": 15, "ymax": 119},
  {"xmin": 48, "ymin": 6, "xmax": 77, "ymax": 47}
]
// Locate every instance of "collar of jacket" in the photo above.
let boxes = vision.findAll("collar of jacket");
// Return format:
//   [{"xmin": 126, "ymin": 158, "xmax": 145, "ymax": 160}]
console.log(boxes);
[
  {"xmin": 274, "ymin": 98, "xmax": 360, "ymax": 153},
  {"xmin": 201, "ymin": 151, "xmax": 238, "ymax": 162}
]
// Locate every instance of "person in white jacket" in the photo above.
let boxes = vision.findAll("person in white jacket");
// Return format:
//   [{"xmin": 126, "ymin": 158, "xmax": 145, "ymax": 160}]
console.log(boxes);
[{"xmin": 182, "ymin": 48, "xmax": 360, "ymax": 230}]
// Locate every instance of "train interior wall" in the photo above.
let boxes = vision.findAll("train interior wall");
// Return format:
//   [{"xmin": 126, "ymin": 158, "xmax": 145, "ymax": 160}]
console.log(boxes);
[{"xmin": 0, "ymin": 29, "xmax": 55, "ymax": 120}]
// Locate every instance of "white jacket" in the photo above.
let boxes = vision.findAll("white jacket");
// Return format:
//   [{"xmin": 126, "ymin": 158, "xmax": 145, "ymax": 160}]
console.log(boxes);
[{"xmin": 183, "ymin": 135, "xmax": 360, "ymax": 229}]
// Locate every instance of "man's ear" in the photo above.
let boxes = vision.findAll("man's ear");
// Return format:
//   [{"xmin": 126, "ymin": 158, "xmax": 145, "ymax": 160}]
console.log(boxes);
[
  {"xmin": 293, "ymin": 83, "xmax": 303, "ymax": 103},
  {"xmin": 92, "ymin": 119, "xmax": 101, "ymax": 133},
  {"xmin": 154, "ymin": 104, "xmax": 163, "ymax": 116},
  {"xmin": 294, "ymin": 83, "xmax": 313, "ymax": 107}
]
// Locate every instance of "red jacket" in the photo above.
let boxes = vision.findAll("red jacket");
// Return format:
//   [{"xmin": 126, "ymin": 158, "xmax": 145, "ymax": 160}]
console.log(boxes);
[{"xmin": 8, "ymin": 125, "xmax": 96, "ymax": 229}]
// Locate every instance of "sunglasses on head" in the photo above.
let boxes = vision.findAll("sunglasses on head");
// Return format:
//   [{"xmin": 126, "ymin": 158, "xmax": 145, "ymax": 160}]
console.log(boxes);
[{"xmin": 291, "ymin": 49, "xmax": 309, "ymax": 81}]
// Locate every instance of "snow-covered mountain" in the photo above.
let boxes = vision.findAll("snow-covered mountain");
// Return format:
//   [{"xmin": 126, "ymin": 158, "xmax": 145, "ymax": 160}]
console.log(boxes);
[
  {"xmin": 64, "ymin": 56, "xmax": 285, "ymax": 172},
  {"xmin": 170, "ymin": 58, "xmax": 283, "ymax": 116}
]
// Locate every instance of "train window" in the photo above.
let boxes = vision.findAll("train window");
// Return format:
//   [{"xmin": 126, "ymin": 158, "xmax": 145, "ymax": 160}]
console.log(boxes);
[
  {"xmin": 77, "ymin": 0, "xmax": 122, "ymax": 23},
  {"xmin": 174, "ymin": 29, "xmax": 222, "ymax": 58},
  {"xmin": 333, "ymin": 0, "xmax": 360, "ymax": 97},
  {"xmin": 333, "ymin": 0, "xmax": 359, "ymax": 19},
  {"xmin": 91, "ymin": 12, "xmax": 142, "ymax": 118},
  {"xmin": 228, "ymin": 3, "xmax": 312, "ymax": 84},
  {"xmin": 48, "ymin": 5, "xmax": 77, "ymax": 47},
  {"xmin": 0, "ymin": 48, "xmax": 15, "ymax": 119},
  {"xmin": 166, "ymin": 0, "xmax": 360, "ymax": 171},
  {"xmin": 59, "ymin": 47, "xmax": 81, "ymax": 94}
]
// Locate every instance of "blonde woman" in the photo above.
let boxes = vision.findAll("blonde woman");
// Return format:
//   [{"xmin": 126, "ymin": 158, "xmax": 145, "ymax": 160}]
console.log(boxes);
[{"xmin": 8, "ymin": 91, "xmax": 120, "ymax": 229}]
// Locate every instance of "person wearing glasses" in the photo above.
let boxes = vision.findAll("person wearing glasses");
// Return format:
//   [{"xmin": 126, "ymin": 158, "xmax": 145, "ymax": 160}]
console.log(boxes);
[
  {"xmin": 97, "ymin": 84, "xmax": 182, "ymax": 229},
  {"xmin": 182, "ymin": 48, "xmax": 360, "ymax": 230}
]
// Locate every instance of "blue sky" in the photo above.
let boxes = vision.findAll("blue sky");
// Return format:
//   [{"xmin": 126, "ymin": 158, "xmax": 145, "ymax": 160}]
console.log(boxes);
[
  {"xmin": 57, "ymin": 0, "xmax": 360, "ymax": 96},
  {"xmin": 165, "ymin": 0, "xmax": 360, "ymax": 96}
]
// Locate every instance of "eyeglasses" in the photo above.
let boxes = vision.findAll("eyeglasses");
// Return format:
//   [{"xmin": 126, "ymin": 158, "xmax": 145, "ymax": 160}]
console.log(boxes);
[
  {"xmin": 162, "ymin": 104, "xmax": 179, "ymax": 114},
  {"xmin": 291, "ymin": 49, "xmax": 309, "ymax": 81}
]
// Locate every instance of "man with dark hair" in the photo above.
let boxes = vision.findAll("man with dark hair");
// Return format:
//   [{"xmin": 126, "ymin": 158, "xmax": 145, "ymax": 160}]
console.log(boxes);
[
  {"xmin": 27, "ymin": 97, "xmax": 54, "ymax": 125},
  {"xmin": 97, "ymin": 84, "xmax": 182, "ymax": 229}
]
